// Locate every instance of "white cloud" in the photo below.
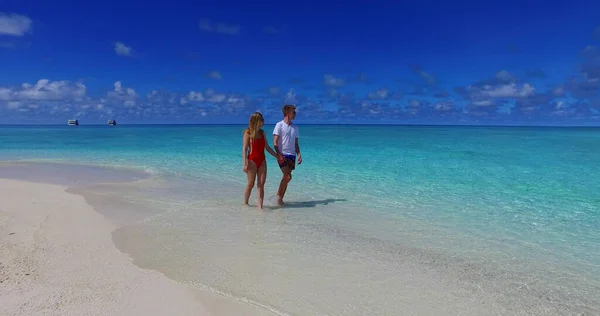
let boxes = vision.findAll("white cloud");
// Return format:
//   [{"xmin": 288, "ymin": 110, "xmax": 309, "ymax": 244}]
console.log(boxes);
[
  {"xmin": 208, "ymin": 93, "xmax": 226, "ymax": 103},
  {"xmin": 180, "ymin": 91, "xmax": 205, "ymax": 105},
  {"xmin": 417, "ymin": 70, "xmax": 436, "ymax": 85},
  {"xmin": 367, "ymin": 88, "xmax": 389, "ymax": 100},
  {"xmin": 263, "ymin": 26, "xmax": 281, "ymax": 34},
  {"xmin": 495, "ymin": 70, "xmax": 517, "ymax": 83},
  {"xmin": 323, "ymin": 74, "xmax": 345, "ymax": 87},
  {"xmin": 208, "ymin": 71, "xmax": 222, "ymax": 80},
  {"xmin": 330, "ymin": 88, "xmax": 343, "ymax": 98},
  {"xmin": 472, "ymin": 100, "xmax": 494, "ymax": 107},
  {"xmin": 6, "ymin": 101, "xmax": 21, "ymax": 109},
  {"xmin": 470, "ymin": 83, "xmax": 535, "ymax": 98},
  {"xmin": 114, "ymin": 41, "xmax": 133, "ymax": 57},
  {"xmin": 0, "ymin": 79, "xmax": 86, "ymax": 102},
  {"xmin": 407, "ymin": 99, "xmax": 421, "ymax": 108},
  {"xmin": 226, "ymin": 95, "xmax": 247, "ymax": 112},
  {"xmin": 107, "ymin": 81, "xmax": 139, "ymax": 105},
  {"xmin": 147, "ymin": 90, "xmax": 159, "ymax": 99},
  {"xmin": 198, "ymin": 19, "xmax": 240, "ymax": 35},
  {"xmin": 268, "ymin": 86, "xmax": 280, "ymax": 95},
  {"xmin": 0, "ymin": 13, "xmax": 32, "ymax": 36},
  {"xmin": 434, "ymin": 101, "xmax": 454, "ymax": 111},
  {"xmin": 179, "ymin": 89, "xmax": 249, "ymax": 115},
  {"xmin": 0, "ymin": 87, "xmax": 11, "ymax": 100},
  {"xmin": 284, "ymin": 89, "xmax": 297, "ymax": 104},
  {"xmin": 0, "ymin": 41, "xmax": 16, "ymax": 48},
  {"xmin": 552, "ymin": 85, "xmax": 565, "ymax": 97},
  {"xmin": 146, "ymin": 90, "xmax": 179, "ymax": 107}
]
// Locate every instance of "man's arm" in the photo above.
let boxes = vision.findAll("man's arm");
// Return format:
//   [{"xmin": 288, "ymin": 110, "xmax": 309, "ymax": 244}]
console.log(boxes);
[
  {"xmin": 273, "ymin": 123, "xmax": 281, "ymax": 155},
  {"xmin": 295, "ymin": 138, "xmax": 302, "ymax": 164},
  {"xmin": 273, "ymin": 134, "xmax": 280, "ymax": 155},
  {"xmin": 295, "ymin": 138, "xmax": 301, "ymax": 156},
  {"xmin": 273, "ymin": 135, "xmax": 284, "ymax": 163}
]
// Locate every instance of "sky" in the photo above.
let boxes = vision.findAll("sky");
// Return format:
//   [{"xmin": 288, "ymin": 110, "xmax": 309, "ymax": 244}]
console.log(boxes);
[{"xmin": 1, "ymin": 0, "xmax": 600, "ymax": 125}]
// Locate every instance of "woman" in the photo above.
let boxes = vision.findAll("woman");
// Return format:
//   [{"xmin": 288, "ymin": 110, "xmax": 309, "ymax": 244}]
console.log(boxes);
[{"xmin": 242, "ymin": 112, "xmax": 279, "ymax": 210}]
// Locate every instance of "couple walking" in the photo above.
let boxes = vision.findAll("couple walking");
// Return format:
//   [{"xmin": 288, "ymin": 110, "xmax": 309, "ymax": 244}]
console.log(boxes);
[{"xmin": 242, "ymin": 105, "xmax": 302, "ymax": 210}]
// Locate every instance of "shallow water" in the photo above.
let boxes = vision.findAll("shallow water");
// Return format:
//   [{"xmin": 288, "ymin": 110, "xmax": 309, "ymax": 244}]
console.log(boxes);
[{"xmin": 1, "ymin": 125, "xmax": 599, "ymax": 315}]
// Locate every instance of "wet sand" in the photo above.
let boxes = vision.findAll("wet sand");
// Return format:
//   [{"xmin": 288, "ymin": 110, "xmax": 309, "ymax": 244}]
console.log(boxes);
[{"xmin": 0, "ymin": 178, "xmax": 275, "ymax": 316}]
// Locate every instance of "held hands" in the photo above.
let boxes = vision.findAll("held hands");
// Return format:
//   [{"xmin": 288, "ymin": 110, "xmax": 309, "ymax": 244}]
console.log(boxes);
[{"xmin": 273, "ymin": 153, "xmax": 301, "ymax": 165}]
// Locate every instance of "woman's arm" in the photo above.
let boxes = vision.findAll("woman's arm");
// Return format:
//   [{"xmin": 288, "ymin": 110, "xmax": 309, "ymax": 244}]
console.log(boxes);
[
  {"xmin": 263, "ymin": 131, "xmax": 279, "ymax": 158},
  {"xmin": 242, "ymin": 132, "xmax": 249, "ymax": 169}
]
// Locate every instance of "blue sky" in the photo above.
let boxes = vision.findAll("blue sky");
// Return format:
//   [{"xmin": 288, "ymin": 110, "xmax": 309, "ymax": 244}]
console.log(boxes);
[{"xmin": 1, "ymin": 0, "xmax": 600, "ymax": 125}]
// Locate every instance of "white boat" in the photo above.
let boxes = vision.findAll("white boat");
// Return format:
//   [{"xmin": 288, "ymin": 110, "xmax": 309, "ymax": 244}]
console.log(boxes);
[
  {"xmin": 68, "ymin": 119, "xmax": 79, "ymax": 126},
  {"xmin": 108, "ymin": 119, "xmax": 117, "ymax": 126}
]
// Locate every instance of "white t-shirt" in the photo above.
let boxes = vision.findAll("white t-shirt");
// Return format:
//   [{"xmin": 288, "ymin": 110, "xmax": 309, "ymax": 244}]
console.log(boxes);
[{"xmin": 273, "ymin": 120, "xmax": 300, "ymax": 156}]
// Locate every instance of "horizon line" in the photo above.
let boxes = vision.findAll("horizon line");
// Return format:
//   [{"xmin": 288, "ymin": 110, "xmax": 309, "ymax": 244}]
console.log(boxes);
[{"xmin": 1, "ymin": 122, "xmax": 600, "ymax": 128}]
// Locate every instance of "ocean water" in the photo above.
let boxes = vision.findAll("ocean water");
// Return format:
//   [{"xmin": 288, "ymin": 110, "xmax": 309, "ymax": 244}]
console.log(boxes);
[{"xmin": 1, "ymin": 124, "xmax": 599, "ymax": 315}]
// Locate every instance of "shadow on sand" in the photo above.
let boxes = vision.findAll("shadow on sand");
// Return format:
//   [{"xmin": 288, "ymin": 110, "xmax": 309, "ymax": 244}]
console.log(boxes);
[{"xmin": 273, "ymin": 198, "xmax": 347, "ymax": 209}]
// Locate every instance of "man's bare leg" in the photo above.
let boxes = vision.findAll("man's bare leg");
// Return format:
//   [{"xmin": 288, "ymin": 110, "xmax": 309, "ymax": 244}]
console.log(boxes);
[{"xmin": 277, "ymin": 166, "xmax": 292, "ymax": 205}]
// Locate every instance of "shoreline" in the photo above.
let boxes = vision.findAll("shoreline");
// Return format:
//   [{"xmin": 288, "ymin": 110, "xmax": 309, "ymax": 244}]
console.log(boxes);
[
  {"xmin": 0, "ymin": 161, "xmax": 598, "ymax": 315},
  {"xmin": 0, "ymin": 178, "xmax": 276, "ymax": 316}
]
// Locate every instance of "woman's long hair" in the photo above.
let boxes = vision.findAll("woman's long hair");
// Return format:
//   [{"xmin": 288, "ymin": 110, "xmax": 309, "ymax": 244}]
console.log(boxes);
[{"xmin": 244, "ymin": 112, "xmax": 264, "ymax": 140}]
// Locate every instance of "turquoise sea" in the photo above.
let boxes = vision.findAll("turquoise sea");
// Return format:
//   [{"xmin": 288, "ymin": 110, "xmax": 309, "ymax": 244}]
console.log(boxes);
[{"xmin": 1, "ymin": 124, "xmax": 599, "ymax": 315}]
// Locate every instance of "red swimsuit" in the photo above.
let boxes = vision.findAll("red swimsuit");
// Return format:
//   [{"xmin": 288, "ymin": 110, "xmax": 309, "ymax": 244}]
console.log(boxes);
[{"xmin": 248, "ymin": 133, "xmax": 266, "ymax": 167}]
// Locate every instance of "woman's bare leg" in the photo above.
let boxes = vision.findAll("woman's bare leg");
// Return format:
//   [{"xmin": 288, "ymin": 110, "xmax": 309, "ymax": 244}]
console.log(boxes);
[
  {"xmin": 244, "ymin": 161, "xmax": 257, "ymax": 205},
  {"xmin": 256, "ymin": 161, "xmax": 267, "ymax": 210}
]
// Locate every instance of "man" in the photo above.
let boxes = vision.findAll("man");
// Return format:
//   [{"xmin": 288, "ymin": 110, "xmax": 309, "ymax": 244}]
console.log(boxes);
[{"xmin": 273, "ymin": 104, "xmax": 302, "ymax": 206}]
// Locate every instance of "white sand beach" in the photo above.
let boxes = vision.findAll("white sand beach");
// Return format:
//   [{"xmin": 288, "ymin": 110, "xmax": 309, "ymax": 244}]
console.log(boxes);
[{"xmin": 0, "ymin": 178, "xmax": 274, "ymax": 316}]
